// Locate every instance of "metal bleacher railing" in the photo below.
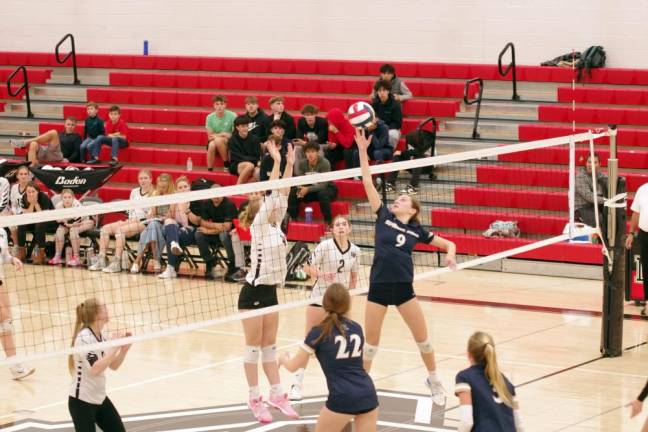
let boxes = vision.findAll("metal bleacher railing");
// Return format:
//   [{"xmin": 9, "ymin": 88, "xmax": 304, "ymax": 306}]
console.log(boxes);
[{"xmin": 55, "ymin": 33, "xmax": 80, "ymax": 85}]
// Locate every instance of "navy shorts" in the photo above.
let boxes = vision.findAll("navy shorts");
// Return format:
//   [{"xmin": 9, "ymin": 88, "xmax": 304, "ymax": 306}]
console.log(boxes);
[{"xmin": 367, "ymin": 282, "xmax": 415, "ymax": 306}]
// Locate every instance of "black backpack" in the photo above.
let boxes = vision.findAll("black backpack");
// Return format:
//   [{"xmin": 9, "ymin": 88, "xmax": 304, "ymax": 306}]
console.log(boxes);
[
  {"xmin": 190, "ymin": 177, "xmax": 215, "ymax": 191},
  {"xmin": 285, "ymin": 241, "xmax": 310, "ymax": 281},
  {"xmin": 577, "ymin": 46, "xmax": 606, "ymax": 80}
]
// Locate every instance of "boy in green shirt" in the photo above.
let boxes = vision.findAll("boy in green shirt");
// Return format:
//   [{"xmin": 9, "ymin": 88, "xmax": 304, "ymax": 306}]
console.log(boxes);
[{"xmin": 206, "ymin": 95, "xmax": 236, "ymax": 171}]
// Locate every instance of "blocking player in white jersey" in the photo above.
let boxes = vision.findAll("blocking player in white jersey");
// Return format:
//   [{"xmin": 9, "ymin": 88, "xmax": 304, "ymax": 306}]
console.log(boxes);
[
  {"xmin": 289, "ymin": 215, "xmax": 359, "ymax": 400},
  {"xmin": 236, "ymin": 142, "xmax": 299, "ymax": 424},
  {"xmin": 0, "ymin": 228, "xmax": 33, "ymax": 380},
  {"xmin": 68, "ymin": 298, "xmax": 131, "ymax": 432}
]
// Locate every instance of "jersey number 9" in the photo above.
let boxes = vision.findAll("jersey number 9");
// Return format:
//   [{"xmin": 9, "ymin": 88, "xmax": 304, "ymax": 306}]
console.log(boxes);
[{"xmin": 395, "ymin": 233, "xmax": 406, "ymax": 247}]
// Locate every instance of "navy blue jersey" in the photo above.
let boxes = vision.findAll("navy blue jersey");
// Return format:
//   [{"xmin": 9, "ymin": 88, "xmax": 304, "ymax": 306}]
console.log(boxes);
[
  {"xmin": 369, "ymin": 205, "xmax": 434, "ymax": 284},
  {"xmin": 303, "ymin": 319, "xmax": 378, "ymax": 415},
  {"xmin": 455, "ymin": 365, "xmax": 516, "ymax": 432}
]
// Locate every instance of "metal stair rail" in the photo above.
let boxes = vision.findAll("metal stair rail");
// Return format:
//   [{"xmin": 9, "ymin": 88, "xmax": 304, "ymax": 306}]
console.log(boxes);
[
  {"xmin": 498, "ymin": 42, "xmax": 520, "ymax": 101},
  {"xmin": 55, "ymin": 33, "xmax": 80, "ymax": 85},
  {"xmin": 7, "ymin": 66, "xmax": 33, "ymax": 118},
  {"xmin": 463, "ymin": 78, "xmax": 483, "ymax": 139}
]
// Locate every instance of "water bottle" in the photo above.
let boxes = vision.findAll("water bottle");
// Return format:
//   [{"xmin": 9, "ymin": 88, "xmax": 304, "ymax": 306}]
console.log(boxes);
[
  {"xmin": 305, "ymin": 207, "xmax": 313, "ymax": 224},
  {"xmin": 186, "ymin": 157, "xmax": 193, "ymax": 172}
]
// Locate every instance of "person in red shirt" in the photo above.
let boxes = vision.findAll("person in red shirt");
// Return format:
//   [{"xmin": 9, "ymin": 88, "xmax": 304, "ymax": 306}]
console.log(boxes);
[
  {"xmin": 324, "ymin": 108, "xmax": 356, "ymax": 170},
  {"xmin": 87, "ymin": 105, "xmax": 129, "ymax": 165}
]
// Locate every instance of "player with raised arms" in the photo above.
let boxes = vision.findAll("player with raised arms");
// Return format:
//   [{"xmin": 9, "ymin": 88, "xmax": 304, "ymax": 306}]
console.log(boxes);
[
  {"xmin": 455, "ymin": 331, "xmax": 525, "ymax": 431},
  {"xmin": 236, "ymin": 142, "xmax": 299, "ymax": 424},
  {"xmin": 279, "ymin": 283, "xmax": 378, "ymax": 432},
  {"xmin": 0, "ymin": 227, "xmax": 33, "ymax": 379},
  {"xmin": 289, "ymin": 215, "xmax": 360, "ymax": 400},
  {"xmin": 356, "ymin": 127, "xmax": 456, "ymax": 405}
]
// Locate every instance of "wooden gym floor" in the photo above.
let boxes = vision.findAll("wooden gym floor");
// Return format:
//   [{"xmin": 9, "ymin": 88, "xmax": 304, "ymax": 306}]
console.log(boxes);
[{"xmin": 0, "ymin": 266, "xmax": 646, "ymax": 431}]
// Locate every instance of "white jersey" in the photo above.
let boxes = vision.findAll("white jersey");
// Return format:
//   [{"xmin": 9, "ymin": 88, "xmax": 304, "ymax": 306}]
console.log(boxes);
[
  {"xmin": 69, "ymin": 328, "xmax": 108, "ymax": 405},
  {"xmin": 0, "ymin": 230, "xmax": 14, "ymax": 281},
  {"xmin": 127, "ymin": 187, "xmax": 150, "ymax": 221},
  {"xmin": 309, "ymin": 238, "xmax": 360, "ymax": 304},
  {"xmin": 245, "ymin": 191, "xmax": 288, "ymax": 287},
  {"xmin": 9, "ymin": 183, "xmax": 26, "ymax": 215},
  {"xmin": 0, "ymin": 178, "xmax": 10, "ymax": 214}
]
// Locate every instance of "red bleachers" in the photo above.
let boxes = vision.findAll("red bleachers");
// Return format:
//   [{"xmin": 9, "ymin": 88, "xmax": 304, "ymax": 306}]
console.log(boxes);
[
  {"xmin": 0, "ymin": 68, "xmax": 51, "ymax": 83},
  {"xmin": 518, "ymin": 124, "xmax": 648, "ymax": 149},
  {"xmin": 432, "ymin": 208, "xmax": 566, "ymax": 235},
  {"xmin": 476, "ymin": 165, "xmax": 648, "ymax": 193},
  {"xmin": 557, "ymin": 87, "xmax": 648, "ymax": 106},
  {"xmin": 85, "ymin": 88, "xmax": 460, "ymax": 119},
  {"xmin": 538, "ymin": 105, "xmax": 648, "ymax": 126},
  {"xmin": 455, "ymin": 186, "xmax": 568, "ymax": 211},
  {"xmin": 498, "ymin": 147, "xmax": 648, "ymax": 169}
]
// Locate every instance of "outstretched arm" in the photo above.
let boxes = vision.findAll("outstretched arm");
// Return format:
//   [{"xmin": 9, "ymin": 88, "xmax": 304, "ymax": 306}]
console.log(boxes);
[
  {"xmin": 355, "ymin": 128, "xmax": 382, "ymax": 213},
  {"xmin": 278, "ymin": 348, "xmax": 310, "ymax": 373},
  {"xmin": 430, "ymin": 235, "xmax": 457, "ymax": 270},
  {"xmin": 280, "ymin": 144, "xmax": 295, "ymax": 196}
]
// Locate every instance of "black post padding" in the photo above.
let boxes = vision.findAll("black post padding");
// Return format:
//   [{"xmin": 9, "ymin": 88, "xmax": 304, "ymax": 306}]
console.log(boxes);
[{"xmin": 601, "ymin": 177, "xmax": 627, "ymax": 357}]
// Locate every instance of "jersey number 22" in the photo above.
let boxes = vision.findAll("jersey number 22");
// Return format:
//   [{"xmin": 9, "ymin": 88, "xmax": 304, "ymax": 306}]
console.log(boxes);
[{"xmin": 334, "ymin": 334, "xmax": 362, "ymax": 359}]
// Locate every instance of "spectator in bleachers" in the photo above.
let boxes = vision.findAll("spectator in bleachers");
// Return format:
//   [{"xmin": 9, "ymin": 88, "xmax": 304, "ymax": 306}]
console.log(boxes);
[
  {"xmin": 242, "ymin": 96, "xmax": 268, "ymax": 141},
  {"xmin": 89, "ymin": 169, "xmax": 154, "ymax": 272},
  {"xmin": 372, "ymin": 79, "xmax": 403, "ymax": 150},
  {"xmin": 267, "ymin": 96, "xmax": 296, "ymax": 140},
  {"xmin": 10, "ymin": 117, "xmax": 82, "ymax": 166},
  {"xmin": 260, "ymin": 129, "xmax": 288, "ymax": 182},
  {"xmin": 159, "ymin": 176, "xmax": 195, "ymax": 279},
  {"xmin": 575, "ymin": 153, "xmax": 608, "ymax": 231},
  {"xmin": 194, "ymin": 184, "xmax": 242, "ymax": 282},
  {"xmin": 79, "ymin": 102, "xmax": 105, "ymax": 163},
  {"xmin": 87, "ymin": 105, "xmax": 129, "ymax": 165},
  {"xmin": 8, "ymin": 165, "xmax": 31, "ymax": 250},
  {"xmin": 17, "ymin": 182, "xmax": 55, "ymax": 265},
  {"xmin": 288, "ymin": 141, "xmax": 337, "ymax": 227},
  {"xmin": 351, "ymin": 119, "xmax": 390, "ymax": 168},
  {"xmin": 49, "ymin": 189, "xmax": 95, "ymax": 267},
  {"xmin": 130, "ymin": 173, "xmax": 175, "ymax": 274},
  {"xmin": 206, "ymin": 95, "xmax": 237, "ymax": 171},
  {"xmin": 228, "ymin": 116, "xmax": 262, "ymax": 185},
  {"xmin": 324, "ymin": 108, "xmax": 356, "ymax": 170},
  {"xmin": 371, "ymin": 63, "xmax": 413, "ymax": 102},
  {"xmin": 293, "ymin": 104, "xmax": 328, "ymax": 175}
]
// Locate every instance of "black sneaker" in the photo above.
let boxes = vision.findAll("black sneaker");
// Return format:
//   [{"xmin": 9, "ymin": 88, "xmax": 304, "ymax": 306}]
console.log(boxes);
[
  {"xmin": 86, "ymin": 158, "xmax": 99, "ymax": 165},
  {"xmin": 384, "ymin": 182, "xmax": 395, "ymax": 193},
  {"xmin": 109, "ymin": 158, "xmax": 119, "ymax": 166},
  {"xmin": 225, "ymin": 268, "xmax": 247, "ymax": 283},
  {"xmin": 400, "ymin": 184, "xmax": 418, "ymax": 195}
]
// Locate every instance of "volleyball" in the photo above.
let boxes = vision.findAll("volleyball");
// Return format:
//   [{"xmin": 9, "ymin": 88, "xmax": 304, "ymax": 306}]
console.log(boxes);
[{"xmin": 347, "ymin": 101, "xmax": 376, "ymax": 129}]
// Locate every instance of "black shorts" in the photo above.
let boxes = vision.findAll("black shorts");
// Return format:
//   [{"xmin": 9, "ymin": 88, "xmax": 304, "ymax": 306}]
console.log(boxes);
[
  {"xmin": 367, "ymin": 282, "xmax": 415, "ymax": 306},
  {"xmin": 227, "ymin": 161, "xmax": 239, "ymax": 176},
  {"xmin": 238, "ymin": 282, "xmax": 278, "ymax": 309}
]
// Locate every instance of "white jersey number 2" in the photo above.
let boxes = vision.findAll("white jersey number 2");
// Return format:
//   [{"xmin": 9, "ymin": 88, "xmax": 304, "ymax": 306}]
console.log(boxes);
[{"xmin": 334, "ymin": 334, "xmax": 362, "ymax": 359}]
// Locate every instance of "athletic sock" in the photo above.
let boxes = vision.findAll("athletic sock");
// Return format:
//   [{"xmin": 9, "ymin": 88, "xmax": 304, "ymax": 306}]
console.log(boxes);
[
  {"xmin": 294, "ymin": 368, "xmax": 305, "ymax": 384},
  {"xmin": 249, "ymin": 386, "xmax": 261, "ymax": 400},
  {"xmin": 270, "ymin": 383, "xmax": 284, "ymax": 396}
]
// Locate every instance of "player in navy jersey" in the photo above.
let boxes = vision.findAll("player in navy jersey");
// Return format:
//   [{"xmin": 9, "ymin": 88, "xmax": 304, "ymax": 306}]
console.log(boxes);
[
  {"xmin": 628, "ymin": 379, "xmax": 648, "ymax": 430},
  {"xmin": 279, "ymin": 283, "xmax": 378, "ymax": 432},
  {"xmin": 455, "ymin": 332, "xmax": 525, "ymax": 432},
  {"xmin": 236, "ymin": 143, "xmax": 299, "ymax": 424},
  {"xmin": 355, "ymin": 128, "xmax": 456, "ymax": 406}
]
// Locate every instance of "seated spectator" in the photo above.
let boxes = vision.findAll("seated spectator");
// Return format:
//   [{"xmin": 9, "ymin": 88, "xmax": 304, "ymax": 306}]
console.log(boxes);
[
  {"xmin": 194, "ymin": 184, "xmax": 241, "ymax": 281},
  {"xmin": 372, "ymin": 79, "xmax": 403, "ymax": 150},
  {"xmin": 49, "ymin": 189, "xmax": 95, "ymax": 266},
  {"xmin": 87, "ymin": 105, "xmax": 129, "ymax": 165},
  {"xmin": 130, "ymin": 173, "xmax": 175, "ymax": 274},
  {"xmin": 242, "ymin": 96, "xmax": 268, "ymax": 141},
  {"xmin": 294, "ymin": 104, "xmax": 328, "ymax": 175},
  {"xmin": 10, "ymin": 117, "xmax": 82, "ymax": 166},
  {"xmin": 575, "ymin": 153, "xmax": 608, "ymax": 232},
  {"xmin": 371, "ymin": 63, "xmax": 413, "ymax": 102},
  {"xmin": 228, "ymin": 116, "xmax": 262, "ymax": 184},
  {"xmin": 79, "ymin": 102, "xmax": 105, "ymax": 162},
  {"xmin": 17, "ymin": 182, "xmax": 55, "ymax": 264},
  {"xmin": 324, "ymin": 108, "xmax": 356, "ymax": 170},
  {"xmin": 206, "ymin": 95, "xmax": 237, "ymax": 171},
  {"xmin": 288, "ymin": 141, "xmax": 338, "ymax": 227},
  {"xmin": 89, "ymin": 169, "xmax": 153, "ymax": 272},
  {"xmin": 260, "ymin": 130, "xmax": 288, "ymax": 182},
  {"xmin": 352, "ymin": 119, "xmax": 390, "ymax": 168},
  {"xmin": 267, "ymin": 96, "xmax": 296, "ymax": 140},
  {"xmin": 159, "ymin": 176, "xmax": 195, "ymax": 279},
  {"xmin": 8, "ymin": 165, "xmax": 31, "ymax": 248},
  {"xmin": 383, "ymin": 129, "xmax": 434, "ymax": 196}
]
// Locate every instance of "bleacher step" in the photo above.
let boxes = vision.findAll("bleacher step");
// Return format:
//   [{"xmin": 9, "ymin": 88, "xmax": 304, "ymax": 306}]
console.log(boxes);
[
  {"xmin": 30, "ymin": 85, "xmax": 87, "ymax": 102},
  {"xmin": 3, "ymin": 102, "xmax": 63, "ymax": 118},
  {"xmin": 441, "ymin": 120, "xmax": 519, "ymax": 140}
]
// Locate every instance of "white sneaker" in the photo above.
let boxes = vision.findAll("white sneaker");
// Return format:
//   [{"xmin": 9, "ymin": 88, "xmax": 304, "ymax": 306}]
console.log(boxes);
[
  {"xmin": 9, "ymin": 139, "xmax": 26, "ymax": 149},
  {"xmin": 158, "ymin": 266, "xmax": 177, "ymax": 279},
  {"xmin": 130, "ymin": 263, "xmax": 140, "ymax": 274},
  {"xmin": 425, "ymin": 377, "xmax": 447, "ymax": 406},
  {"xmin": 170, "ymin": 241, "xmax": 182, "ymax": 256},
  {"xmin": 88, "ymin": 256, "xmax": 106, "ymax": 271},
  {"xmin": 102, "ymin": 260, "xmax": 122, "ymax": 273},
  {"xmin": 288, "ymin": 383, "xmax": 303, "ymax": 401},
  {"xmin": 10, "ymin": 364, "xmax": 35, "ymax": 380}
]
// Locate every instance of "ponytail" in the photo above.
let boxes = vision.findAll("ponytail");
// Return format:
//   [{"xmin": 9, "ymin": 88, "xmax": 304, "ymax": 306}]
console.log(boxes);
[
  {"xmin": 314, "ymin": 311, "xmax": 346, "ymax": 345},
  {"xmin": 467, "ymin": 332, "xmax": 513, "ymax": 407},
  {"xmin": 314, "ymin": 283, "xmax": 351, "ymax": 344},
  {"xmin": 239, "ymin": 198, "xmax": 261, "ymax": 229},
  {"xmin": 68, "ymin": 298, "xmax": 102, "ymax": 374}
]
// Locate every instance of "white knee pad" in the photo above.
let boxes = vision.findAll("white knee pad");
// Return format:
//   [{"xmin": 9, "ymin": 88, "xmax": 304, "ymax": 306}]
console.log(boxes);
[
  {"xmin": 261, "ymin": 345, "xmax": 277, "ymax": 363},
  {"xmin": 363, "ymin": 343, "xmax": 378, "ymax": 361},
  {"xmin": 244, "ymin": 345, "xmax": 260, "ymax": 364},
  {"xmin": 0, "ymin": 319, "xmax": 13, "ymax": 334},
  {"xmin": 417, "ymin": 338, "xmax": 434, "ymax": 354}
]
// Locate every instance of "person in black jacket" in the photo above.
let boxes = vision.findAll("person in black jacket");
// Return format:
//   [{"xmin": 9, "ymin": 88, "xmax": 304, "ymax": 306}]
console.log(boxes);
[
  {"xmin": 17, "ymin": 182, "xmax": 56, "ymax": 264},
  {"xmin": 228, "ymin": 116, "xmax": 262, "ymax": 184},
  {"xmin": 372, "ymin": 79, "xmax": 403, "ymax": 150},
  {"xmin": 259, "ymin": 122, "xmax": 290, "ymax": 182},
  {"xmin": 243, "ymin": 96, "xmax": 269, "ymax": 141},
  {"xmin": 266, "ymin": 96, "xmax": 296, "ymax": 140},
  {"xmin": 294, "ymin": 104, "xmax": 328, "ymax": 175}
]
